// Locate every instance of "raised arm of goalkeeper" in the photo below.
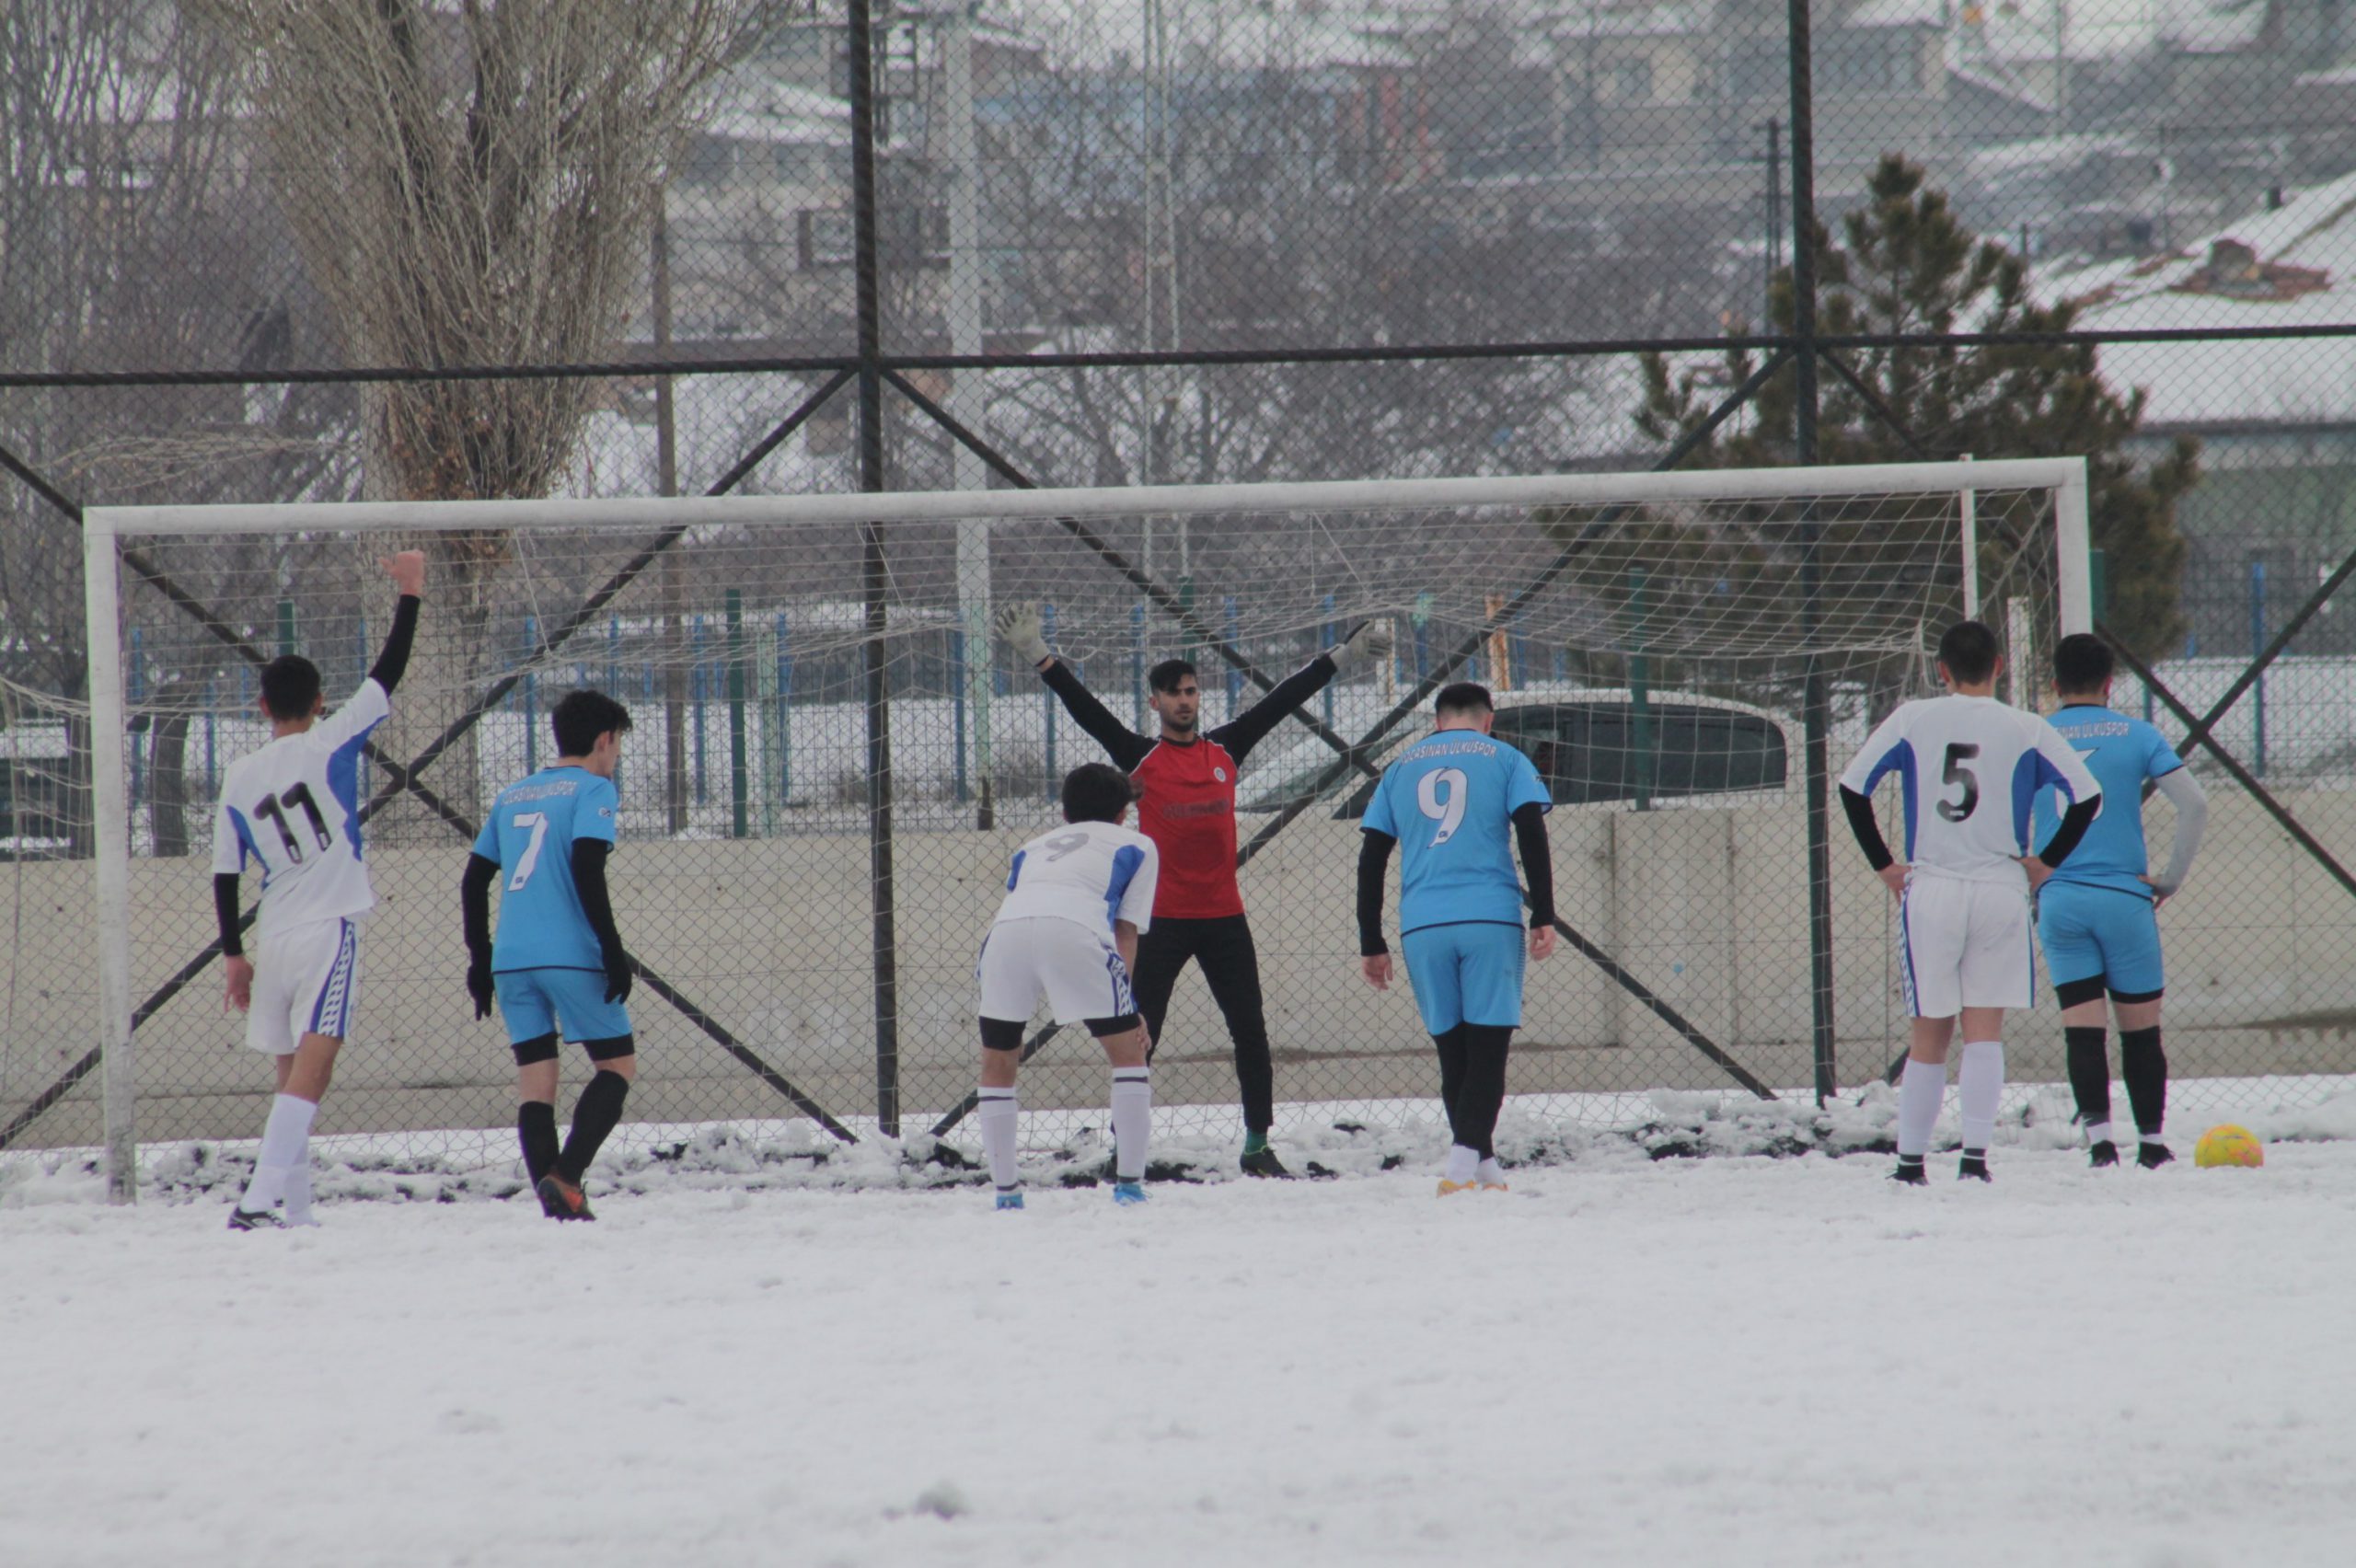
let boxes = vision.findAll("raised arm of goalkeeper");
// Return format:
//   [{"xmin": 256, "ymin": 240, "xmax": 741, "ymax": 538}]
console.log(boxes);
[{"xmin": 997, "ymin": 599, "xmax": 1392, "ymax": 768}]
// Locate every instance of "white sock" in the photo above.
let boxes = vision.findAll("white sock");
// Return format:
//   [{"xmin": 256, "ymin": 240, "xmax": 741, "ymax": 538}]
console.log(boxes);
[
  {"xmin": 1897, "ymin": 1057, "xmax": 1946, "ymax": 1158},
  {"xmin": 1444, "ymin": 1144, "xmax": 1479, "ymax": 1183},
  {"xmin": 283, "ymin": 1167, "xmax": 316, "ymax": 1227},
  {"xmin": 977, "ymin": 1089, "xmax": 1019, "ymax": 1191},
  {"xmin": 239, "ymin": 1094, "xmax": 318, "ymax": 1213},
  {"xmin": 1110, "ymin": 1068, "xmax": 1151, "ymax": 1182},
  {"xmin": 1958, "ymin": 1040, "xmax": 2004, "ymax": 1152},
  {"xmin": 1475, "ymin": 1157, "xmax": 1505, "ymax": 1186},
  {"xmin": 2085, "ymin": 1119, "xmax": 2115, "ymax": 1147}
]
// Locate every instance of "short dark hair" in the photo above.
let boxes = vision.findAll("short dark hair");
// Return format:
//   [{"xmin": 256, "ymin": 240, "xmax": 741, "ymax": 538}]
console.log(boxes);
[
  {"xmin": 1060, "ymin": 761, "xmax": 1133, "ymax": 824},
  {"xmin": 2052, "ymin": 632, "xmax": 2114, "ymax": 695},
  {"xmin": 1936, "ymin": 620, "xmax": 2001, "ymax": 686},
  {"xmin": 1148, "ymin": 658, "xmax": 1198, "ymax": 696},
  {"xmin": 1435, "ymin": 681, "xmax": 1495, "ymax": 719},
  {"xmin": 551, "ymin": 688, "xmax": 633, "ymax": 758},
  {"xmin": 260, "ymin": 655, "xmax": 322, "ymax": 721}
]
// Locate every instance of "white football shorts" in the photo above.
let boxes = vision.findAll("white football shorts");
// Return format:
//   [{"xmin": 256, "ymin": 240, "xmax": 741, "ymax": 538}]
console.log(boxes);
[
  {"xmin": 976, "ymin": 917, "xmax": 1137, "ymax": 1025},
  {"xmin": 247, "ymin": 917, "xmax": 360, "ymax": 1055},
  {"xmin": 1898, "ymin": 873, "xmax": 2032, "ymax": 1018}
]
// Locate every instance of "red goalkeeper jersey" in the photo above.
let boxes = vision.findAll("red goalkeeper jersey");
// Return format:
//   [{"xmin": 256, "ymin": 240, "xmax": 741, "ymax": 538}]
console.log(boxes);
[{"xmin": 1039, "ymin": 656, "xmax": 1336, "ymax": 920}]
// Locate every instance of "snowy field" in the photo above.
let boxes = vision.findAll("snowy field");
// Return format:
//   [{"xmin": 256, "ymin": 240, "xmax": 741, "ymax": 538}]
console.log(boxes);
[{"xmin": 6, "ymin": 1135, "xmax": 2356, "ymax": 1567}]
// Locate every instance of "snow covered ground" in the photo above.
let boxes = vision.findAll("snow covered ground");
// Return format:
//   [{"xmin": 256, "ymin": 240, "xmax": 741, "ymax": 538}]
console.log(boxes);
[{"xmin": 6, "ymin": 1132, "xmax": 2354, "ymax": 1568}]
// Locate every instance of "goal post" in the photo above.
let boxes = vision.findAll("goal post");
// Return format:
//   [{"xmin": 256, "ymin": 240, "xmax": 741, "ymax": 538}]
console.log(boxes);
[{"xmin": 67, "ymin": 457, "xmax": 2093, "ymax": 1199}]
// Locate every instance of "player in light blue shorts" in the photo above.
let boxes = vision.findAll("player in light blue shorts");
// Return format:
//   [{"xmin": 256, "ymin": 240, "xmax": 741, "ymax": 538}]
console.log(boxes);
[
  {"xmin": 1357, "ymin": 682, "xmax": 1556, "ymax": 1194},
  {"xmin": 2032, "ymin": 635, "xmax": 2208, "ymax": 1170},
  {"xmin": 463, "ymin": 689, "xmax": 639, "ymax": 1219}
]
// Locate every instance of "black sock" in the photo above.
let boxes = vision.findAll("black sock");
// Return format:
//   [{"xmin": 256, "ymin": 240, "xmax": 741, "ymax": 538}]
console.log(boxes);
[
  {"xmin": 1455, "ymin": 1024, "xmax": 1513, "ymax": 1160},
  {"xmin": 518, "ymin": 1101, "xmax": 560, "ymax": 1185},
  {"xmin": 559, "ymin": 1069, "xmax": 631, "ymax": 1183},
  {"xmin": 1432, "ymin": 1025, "xmax": 1470, "ymax": 1145},
  {"xmin": 2120, "ymin": 1026, "xmax": 2166, "ymax": 1137},
  {"xmin": 2064, "ymin": 1026, "xmax": 2111, "ymax": 1126}
]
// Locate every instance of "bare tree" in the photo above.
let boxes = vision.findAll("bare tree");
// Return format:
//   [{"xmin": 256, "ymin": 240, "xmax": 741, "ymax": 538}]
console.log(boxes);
[
  {"xmin": 0, "ymin": 0, "xmax": 308, "ymax": 855},
  {"xmin": 191, "ymin": 0, "xmax": 772, "ymax": 829}
]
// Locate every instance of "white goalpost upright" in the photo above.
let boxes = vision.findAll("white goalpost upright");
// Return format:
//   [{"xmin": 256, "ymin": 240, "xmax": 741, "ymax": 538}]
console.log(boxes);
[{"xmin": 76, "ymin": 456, "xmax": 2092, "ymax": 1200}]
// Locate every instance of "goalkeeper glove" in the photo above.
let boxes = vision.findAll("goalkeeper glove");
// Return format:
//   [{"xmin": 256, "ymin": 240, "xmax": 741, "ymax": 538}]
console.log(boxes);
[
  {"xmin": 602, "ymin": 943, "xmax": 635, "ymax": 1007},
  {"xmin": 995, "ymin": 601, "xmax": 1051, "ymax": 667},
  {"xmin": 1329, "ymin": 618, "xmax": 1394, "ymax": 672},
  {"xmin": 466, "ymin": 949, "xmax": 495, "ymax": 1020}
]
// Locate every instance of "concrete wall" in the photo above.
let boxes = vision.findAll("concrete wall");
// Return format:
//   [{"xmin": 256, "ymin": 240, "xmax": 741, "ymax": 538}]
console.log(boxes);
[{"xmin": 6, "ymin": 788, "xmax": 2352, "ymax": 1148}]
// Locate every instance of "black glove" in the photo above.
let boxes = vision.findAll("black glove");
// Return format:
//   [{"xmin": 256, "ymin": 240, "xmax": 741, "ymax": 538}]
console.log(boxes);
[
  {"xmin": 466, "ymin": 950, "xmax": 495, "ymax": 1020},
  {"xmin": 602, "ymin": 943, "xmax": 634, "ymax": 1006}
]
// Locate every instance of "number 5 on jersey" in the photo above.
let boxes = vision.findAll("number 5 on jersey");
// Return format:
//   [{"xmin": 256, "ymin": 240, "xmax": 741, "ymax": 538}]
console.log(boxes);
[
  {"xmin": 1418, "ymin": 767, "xmax": 1470, "ymax": 846},
  {"xmin": 1936, "ymin": 744, "xmax": 1981, "ymax": 824}
]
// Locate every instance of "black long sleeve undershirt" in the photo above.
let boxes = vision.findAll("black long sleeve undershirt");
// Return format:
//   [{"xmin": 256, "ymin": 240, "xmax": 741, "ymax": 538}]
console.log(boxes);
[
  {"xmin": 1037, "ymin": 659, "xmax": 1153, "ymax": 770},
  {"xmin": 1839, "ymin": 785, "xmax": 1893, "ymax": 870},
  {"xmin": 1512, "ymin": 801, "xmax": 1555, "ymax": 929},
  {"xmin": 571, "ymin": 838, "xmax": 626, "ymax": 959},
  {"xmin": 2035, "ymin": 793, "xmax": 2104, "ymax": 869},
  {"xmin": 1210, "ymin": 653, "xmax": 1336, "ymax": 767},
  {"xmin": 1357, "ymin": 830, "xmax": 1397, "ymax": 956},
  {"xmin": 461, "ymin": 852, "xmax": 498, "ymax": 959},
  {"xmin": 368, "ymin": 594, "xmax": 422, "ymax": 694},
  {"xmin": 214, "ymin": 872, "xmax": 246, "ymax": 959},
  {"xmin": 1841, "ymin": 785, "xmax": 2106, "ymax": 872},
  {"xmin": 1036, "ymin": 651, "xmax": 1338, "ymax": 770}
]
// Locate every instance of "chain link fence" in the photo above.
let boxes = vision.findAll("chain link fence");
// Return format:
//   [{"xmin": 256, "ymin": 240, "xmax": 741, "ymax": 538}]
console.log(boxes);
[{"xmin": 8, "ymin": 2, "xmax": 2356, "ymax": 1171}]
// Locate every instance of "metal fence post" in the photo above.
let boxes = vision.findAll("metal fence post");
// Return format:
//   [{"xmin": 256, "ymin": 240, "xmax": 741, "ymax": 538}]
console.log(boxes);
[
  {"xmin": 726, "ymin": 589, "xmax": 747, "ymax": 839},
  {"xmin": 2250, "ymin": 557, "xmax": 2268, "ymax": 778}
]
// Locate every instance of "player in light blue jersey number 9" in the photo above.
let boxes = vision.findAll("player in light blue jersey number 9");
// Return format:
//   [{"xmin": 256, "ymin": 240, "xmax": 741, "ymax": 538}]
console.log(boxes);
[{"xmin": 1357, "ymin": 682, "xmax": 1556, "ymax": 1196}]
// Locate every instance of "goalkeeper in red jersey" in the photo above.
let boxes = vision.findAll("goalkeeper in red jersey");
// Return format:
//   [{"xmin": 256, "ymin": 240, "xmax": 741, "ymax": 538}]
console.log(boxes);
[{"xmin": 999, "ymin": 601, "xmax": 1390, "ymax": 1177}]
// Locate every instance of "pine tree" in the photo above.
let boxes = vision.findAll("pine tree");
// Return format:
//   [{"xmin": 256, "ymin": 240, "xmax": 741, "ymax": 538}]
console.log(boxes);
[{"xmin": 1636, "ymin": 155, "xmax": 2196, "ymax": 660}]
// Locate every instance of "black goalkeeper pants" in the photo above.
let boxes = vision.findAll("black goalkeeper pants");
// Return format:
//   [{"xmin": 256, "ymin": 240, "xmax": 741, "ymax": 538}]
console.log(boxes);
[{"xmin": 1132, "ymin": 913, "xmax": 1276, "ymax": 1135}]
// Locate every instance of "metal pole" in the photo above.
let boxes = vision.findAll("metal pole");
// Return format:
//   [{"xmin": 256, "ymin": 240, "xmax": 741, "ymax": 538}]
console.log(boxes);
[
  {"xmin": 944, "ymin": 6, "xmax": 995, "ymax": 833},
  {"xmin": 727, "ymin": 589, "xmax": 747, "ymax": 839},
  {"xmin": 2251, "ymin": 557, "xmax": 2269, "ymax": 778},
  {"xmin": 849, "ymin": 0, "xmax": 901, "ymax": 1136},
  {"xmin": 656, "ymin": 201, "xmax": 690, "ymax": 836},
  {"xmin": 523, "ymin": 617, "xmax": 539, "ymax": 775},
  {"xmin": 83, "ymin": 516, "xmax": 138, "ymax": 1204},
  {"xmin": 1629, "ymin": 567, "xmax": 1652, "ymax": 812},
  {"xmin": 1789, "ymin": 0, "xmax": 1837, "ymax": 1108}
]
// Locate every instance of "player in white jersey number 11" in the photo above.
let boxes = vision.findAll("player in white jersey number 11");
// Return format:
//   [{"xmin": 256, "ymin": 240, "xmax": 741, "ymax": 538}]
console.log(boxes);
[
  {"xmin": 974, "ymin": 763, "xmax": 1161, "ymax": 1209},
  {"xmin": 212, "ymin": 550, "xmax": 426, "ymax": 1229},
  {"xmin": 1837, "ymin": 620, "xmax": 2103, "ymax": 1186}
]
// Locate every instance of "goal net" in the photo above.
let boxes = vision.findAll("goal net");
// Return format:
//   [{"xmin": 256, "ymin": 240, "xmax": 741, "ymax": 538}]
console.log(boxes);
[{"xmin": 32, "ymin": 460, "xmax": 2095, "ymax": 1191}]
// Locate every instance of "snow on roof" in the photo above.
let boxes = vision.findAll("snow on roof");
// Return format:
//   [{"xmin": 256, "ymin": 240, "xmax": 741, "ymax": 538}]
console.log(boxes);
[
  {"xmin": 1848, "ymin": 0, "xmax": 1947, "ymax": 27},
  {"xmin": 2050, "ymin": 168, "xmax": 2356, "ymax": 427},
  {"xmin": 1958, "ymin": 0, "xmax": 2267, "ymax": 64},
  {"xmin": 1005, "ymin": 0, "xmax": 1500, "ymax": 73},
  {"xmin": 702, "ymin": 71, "xmax": 849, "ymax": 146}
]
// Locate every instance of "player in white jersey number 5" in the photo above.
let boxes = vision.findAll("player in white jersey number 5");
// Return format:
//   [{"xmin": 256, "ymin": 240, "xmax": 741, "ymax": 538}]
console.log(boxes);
[
  {"xmin": 1838, "ymin": 621, "xmax": 2103, "ymax": 1185},
  {"xmin": 975, "ymin": 764, "xmax": 1161, "ymax": 1209},
  {"xmin": 212, "ymin": 551, "xmax": 425, "ymax": 1228}
]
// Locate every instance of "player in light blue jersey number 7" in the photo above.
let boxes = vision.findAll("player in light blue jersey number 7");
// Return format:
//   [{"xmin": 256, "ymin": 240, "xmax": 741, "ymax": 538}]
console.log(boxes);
[
  {"xmin": 1838, "ymin": 621, "xmax": 2103, "ymax": 1186},
  {"xmin": 2032, "ymin": 634, "xmax": 2209, "ymax": 1170},
  {"xmin": 1357, "ymin": 682, "xmax": 1556, "ymax": 1196},
  {"xmin": 463, "ymin": 690, "xmax": 638, "ymax": 1221}
]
